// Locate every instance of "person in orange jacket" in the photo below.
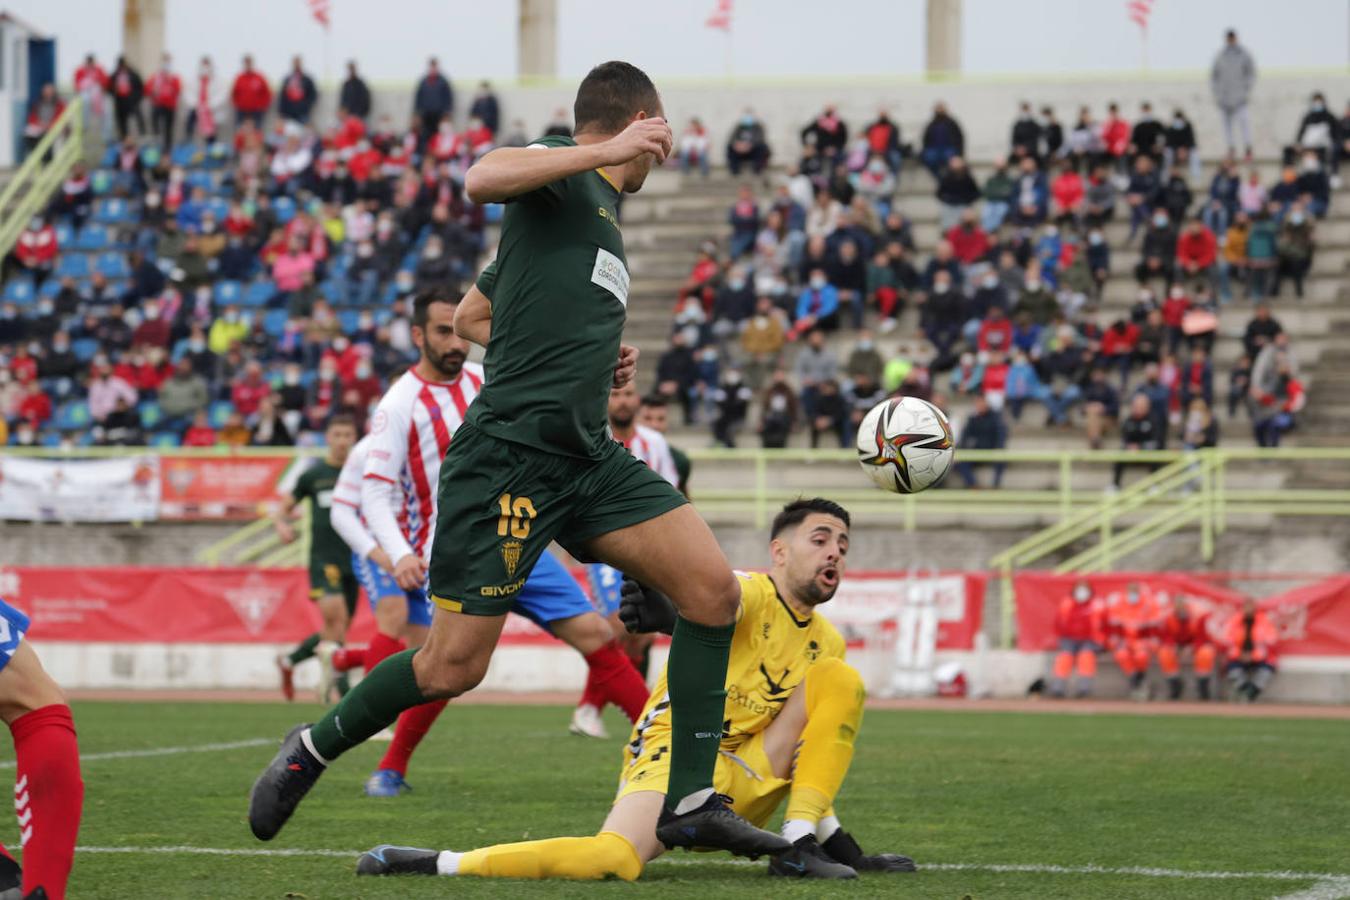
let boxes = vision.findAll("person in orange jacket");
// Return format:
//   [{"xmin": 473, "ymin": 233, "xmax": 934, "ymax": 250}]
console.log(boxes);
[
  {"xmin": 1222, "ymin": 598, "xmax": 1278, "ymax": 702},
  {"xmin": 1105, "ymin": 581, "xmax": 1164, "ymax": 700},
  {"xmin": 1050, "ymin": 580, "xmax": 1105, "ymax": 698},
  {"xmin": 1157, "ymin": 596, "xmax": 1216, "ymax": 701}
]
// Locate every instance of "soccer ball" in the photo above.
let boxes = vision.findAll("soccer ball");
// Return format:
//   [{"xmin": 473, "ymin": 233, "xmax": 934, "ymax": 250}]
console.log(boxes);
[{"xmin": 855, "ymin": 397, "xmax": 955, "ymax": 494}]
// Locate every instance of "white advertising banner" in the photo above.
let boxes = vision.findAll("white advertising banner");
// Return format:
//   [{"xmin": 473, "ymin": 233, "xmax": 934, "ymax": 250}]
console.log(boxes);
[{"xmin": 0, "ymin": 455, "xmax": 161, "ymax": 522}]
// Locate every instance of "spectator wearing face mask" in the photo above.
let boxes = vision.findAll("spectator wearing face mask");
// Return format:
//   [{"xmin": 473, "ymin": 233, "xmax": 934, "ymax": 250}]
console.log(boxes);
[
  {"xmin": 793, "ymin": 328, "xmax": 838, "ymax": 423},
  {"xmin": 1009, "ymin": 102, "xmax": 1042, "ymax": 162},
  {"xmin": 934, "ymin": 157, "xmax": 980, "ymax": 231},
  {"xmin": 1274, "ymin": 206, "xmax": 1315, "ymax": 299},
  {"xmin": 758, "ymin": 370, "xmax": 798, "ymax": 449},
  {"xmin": 807, "ymin": 378, "xmax": 847, "ymax": 449},
  {"xmin": 980, "ymin": 156, "xmax": 1015, "ymax": 232},
  {"xmin": 1292, "ymin": 92, "xmax": 1337, "ymax": 168},
  {"xmin": 1049, "ymin": 581, "xmax": 1105, "ymax": 698},
  {"xmin": 800, "ymin": 105, "xmax": 848, "ymax": 160},
  {"xmin": 954, "ymin": 394, "xmax": 1007, "ymax": 489},
  {"xmin": 727, "ymin": 185, "xmax": 761, "ymax": 259},
  {"xmin": 676, "ymin": 117, "xmax": 710, "ymax": 178},
  {"xmin": 1293, "ymin": 153, "xmax": 1331, "ymax": 219},
  {"xmin": 727, "ymin": 108, "xmax": 771, "ymax": 176},
  {"xmin": 208, "ymin": 305, "xmax": 249, "ymax": 355},
  {"xmin": 792, "ymin": 269, "xmax": 841, "ymax": 335},
  {"xmin": 920, "ymin": 273, "xmax": 965, "ymax": 362},
  {"xmin": 710, "ymin": 368, "xmax": 753, "ymax": 448},
  {"xmin": 1244, "ymin": 209, "xmax": 1279, "ymax": 299},
  {"xmin": 1012, "ymin": 270, "xmax": 1057, "ymax": 326},
  {"xmin": 250, "ymin": 394, "xmax": 294, "ymax": 447},
  {"xmin": 230, "ymin": 54, "xmax": 272, "ymax": 128},
  {"xmin": 1211, "ymin": 30, "xmax": 1256, "ymax": 159},
  {"xmin": 1123, "ymin": 156, "xmax": 1161, "ymax": 241},
  {"xmin": 1166, "ymin": 108, "xmax": 1200, "ymax": 182},
  {"xmin": 17, "ymin": 379, "xmax": 52, "ymax": 430},
  {"xmin": 1008, "ymin": 156, "xmax": 1048, "ymax": 228},
  {"xmin": 1135, "ymin": 209, "xmax": 1178, "ymax": 290},
  {"xmin": 864, "ymin": 109, "xmax": 904, "ymax": 172},
  {"xmin": 920, "ymin": 102, "xmax": 965, "ymax": 180},
  {"xmin": 12, "ymin": 216, "xmax": 58, "ymax": 287},
  {"xmin": 828, "ymin": 240, "xmax": 867, "ymax": 330}
]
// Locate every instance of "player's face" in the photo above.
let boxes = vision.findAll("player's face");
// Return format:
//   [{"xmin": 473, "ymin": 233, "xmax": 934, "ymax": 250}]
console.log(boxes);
[
  {"xmin": 326, "ymin": 424, "xmax": 357, "ymax": 462},
  {"xmin": 608, "ymin": 383, "xmax": 640, "ymax": 428},
  {"xmin": 638, "ymin": 403, "xmax": 667, "ymax": 432},
  {"xmin": 777, "ymin": 513, "xmax": 849, "ymax": 606},
  {"xmin": 414, "ymin": 300, "xmax": 468, "ymax": 379}
]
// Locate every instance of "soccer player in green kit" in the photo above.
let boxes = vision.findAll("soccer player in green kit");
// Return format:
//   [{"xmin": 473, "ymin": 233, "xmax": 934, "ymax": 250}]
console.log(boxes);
[
  {"xmin": 249, "ymin": 61, "xmax": 790, "ymax": 861},
  {"xmin": 273, "ymin": 414, "xmax": 360, "ymax": 702}
]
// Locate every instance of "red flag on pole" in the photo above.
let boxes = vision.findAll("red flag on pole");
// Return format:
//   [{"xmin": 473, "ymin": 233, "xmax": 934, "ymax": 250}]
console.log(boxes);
[
  {"xmin": 705, "ymin": 0, "xmax": 733, "ymax": 31},
  {"xmin": 1126, "ymin": 0, "xmax": 1154, "ymax": 29},
  {"xmin": 308, "ymin": 0, "xmax": 331, "ymax": 29}
]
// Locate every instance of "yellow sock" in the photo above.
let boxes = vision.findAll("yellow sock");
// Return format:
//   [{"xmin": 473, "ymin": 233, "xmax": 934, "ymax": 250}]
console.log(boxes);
[
  {"xmin": 458, "ymin": 831, "xmax": 642, "ymax": 881},
  {"xmin": 784, "ymin": 658, "xmax": 865, "ymax": 825}
]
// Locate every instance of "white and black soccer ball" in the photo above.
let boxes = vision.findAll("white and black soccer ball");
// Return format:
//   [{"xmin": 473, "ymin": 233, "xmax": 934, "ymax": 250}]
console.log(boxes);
[{"xmin": 855, "ymin": 396, "xmax": 955, "ymax": 494}]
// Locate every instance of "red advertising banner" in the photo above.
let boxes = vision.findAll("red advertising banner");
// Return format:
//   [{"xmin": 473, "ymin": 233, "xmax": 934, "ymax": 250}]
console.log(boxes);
[
  {"xmin": 4, "ymin": 567, "xmax": 987, "ymax": 650},
  {"xmin": 158, "ymin": 456, "xmax": 294, "ymax": 520},
  {"xmin": 1014, "ymin": 572, "xmax": 1350, "ymax": 656}
]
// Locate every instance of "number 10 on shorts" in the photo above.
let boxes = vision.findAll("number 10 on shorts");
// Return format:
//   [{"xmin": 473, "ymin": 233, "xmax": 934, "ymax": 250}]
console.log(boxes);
[{"xmin": 496, "ymin": 493, "xmax": 537, "ymax": 539}]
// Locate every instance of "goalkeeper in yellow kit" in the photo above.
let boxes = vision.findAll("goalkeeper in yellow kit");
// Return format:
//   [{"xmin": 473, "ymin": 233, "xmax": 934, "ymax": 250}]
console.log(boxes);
[{"xmin": 356, "ymin": 498, "xmax": 916, "ymax": 880}]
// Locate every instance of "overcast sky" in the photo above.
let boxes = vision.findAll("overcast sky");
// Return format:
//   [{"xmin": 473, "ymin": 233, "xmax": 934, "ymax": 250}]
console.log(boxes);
[{"xmin": 7, "ymin": 0, "xmax": 1347, "ymax": 85}]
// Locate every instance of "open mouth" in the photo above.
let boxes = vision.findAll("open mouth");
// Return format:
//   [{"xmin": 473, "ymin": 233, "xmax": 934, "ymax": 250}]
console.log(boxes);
[{"xmin": 818, "ymin": 567, "xmax": 839, "ymax": 587}]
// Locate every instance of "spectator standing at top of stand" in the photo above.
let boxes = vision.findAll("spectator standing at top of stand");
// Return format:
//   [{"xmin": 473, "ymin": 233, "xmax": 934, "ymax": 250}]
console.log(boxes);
[{"xmin": 1211, "ymin": 29, "xmax": 1257, "ymax": 160}]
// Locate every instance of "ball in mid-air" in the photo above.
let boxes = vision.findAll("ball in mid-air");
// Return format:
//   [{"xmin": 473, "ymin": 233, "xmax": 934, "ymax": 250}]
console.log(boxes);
[{"xmin": 855, "ymin": 397, "xmax": 954, "ymax": 493}]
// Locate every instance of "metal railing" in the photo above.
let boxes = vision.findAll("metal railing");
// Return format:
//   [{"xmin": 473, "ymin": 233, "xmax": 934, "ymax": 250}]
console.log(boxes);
[{"xmin": 0, "ymin": 96, "xmax": 83, "ymax": 259}]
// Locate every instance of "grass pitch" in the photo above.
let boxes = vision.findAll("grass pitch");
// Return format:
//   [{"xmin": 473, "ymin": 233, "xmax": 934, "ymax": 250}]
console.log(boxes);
[{"xmin": 15, "ymin": 700, "xmax": 1350, "ymax": 898}]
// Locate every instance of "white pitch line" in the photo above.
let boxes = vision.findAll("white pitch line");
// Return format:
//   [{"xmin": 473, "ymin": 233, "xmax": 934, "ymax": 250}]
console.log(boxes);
[
  {"xmin": 0, "ymin": 738, "xmax": 273, "ymax": 770},
  {"xmin": 1272, "ymin": 878, "xmax": 1350, "ymax": 900},
  {"xmin": 71, "ymin": 846, "xmax": 1350, "ymax": 886}
]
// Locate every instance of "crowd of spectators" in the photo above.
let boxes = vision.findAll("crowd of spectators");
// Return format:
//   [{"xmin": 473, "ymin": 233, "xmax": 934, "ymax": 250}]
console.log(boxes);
[
  {"xmin": 652, "ymin": 36, "xmax": 1320, "ymax": 471},
  {"xmin": 4, "ymin": 51, "xmax": 518, "ymax": 448}
]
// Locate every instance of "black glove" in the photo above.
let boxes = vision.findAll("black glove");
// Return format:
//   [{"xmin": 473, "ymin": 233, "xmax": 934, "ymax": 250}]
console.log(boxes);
[{"xmin": 617, "ymin": 577, "xmax": 677, "ymax": 636}]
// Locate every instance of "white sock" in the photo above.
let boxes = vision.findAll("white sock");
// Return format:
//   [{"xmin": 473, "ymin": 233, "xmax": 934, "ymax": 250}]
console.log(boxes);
[
  {"xmin": 782, "ymin": 819, "xmax": 815, "ymax": 844},
  {"xmin": 299, "ymin": 727, "xmax": 330, "ymax": 766},
  {"xmin": 435, "ymin": 850, "xmax": 462, "ymax": 876},
  {"xmin": 673, "ymin": 787, "xmax": 715, "ymax": 815},
  {"xmin": 816, "ymin": 815, "xmax": 842, "ymax": 842},
  {"xmin": 316, "ymin": 640, "xmax": 338, "ymax": 659}
]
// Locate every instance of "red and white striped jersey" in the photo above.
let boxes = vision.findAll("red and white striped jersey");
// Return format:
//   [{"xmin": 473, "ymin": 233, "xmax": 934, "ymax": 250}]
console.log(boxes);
[
  {"xmin": 330, "ymin": 434, "xmax": 382, "ymax": 559},
  {"xmin": 361, "ymin": 363, "xmax": 484, "ymax": 563},
  {"xmin": 618, "ymin": 424, "xmax": 679, "ymax": 487}
]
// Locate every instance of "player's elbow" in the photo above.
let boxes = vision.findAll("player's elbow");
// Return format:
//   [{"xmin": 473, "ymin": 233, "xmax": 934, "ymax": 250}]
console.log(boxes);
[{"xmin": 465, "ymin": 162, "xmax": 506, "ymax": 204}]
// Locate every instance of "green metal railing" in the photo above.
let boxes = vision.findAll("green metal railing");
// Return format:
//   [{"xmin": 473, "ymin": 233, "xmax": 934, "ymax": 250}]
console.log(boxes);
[
  {"xmin": 195, "ymin": 507, "xmax": 310, "ymax": 568},
  {"xmin": 0, "ymin": 97, "xmax": 83, "ymax": 259}
]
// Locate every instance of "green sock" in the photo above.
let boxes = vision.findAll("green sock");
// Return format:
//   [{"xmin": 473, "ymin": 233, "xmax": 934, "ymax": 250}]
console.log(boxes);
[
  {"xmin": 335, "ymin": 672, "xmax": 351, "ymax": 697},
  {"xmin": 309, "ymin": 649, "xmax": 427, "ymax": 761},
  {"xmin": 286, "ymin": 633, "xmax": 320, "ymax": 666},
  {"xmin": 664, "ymin": 616, "xmax": 734, "ymax": 811}
]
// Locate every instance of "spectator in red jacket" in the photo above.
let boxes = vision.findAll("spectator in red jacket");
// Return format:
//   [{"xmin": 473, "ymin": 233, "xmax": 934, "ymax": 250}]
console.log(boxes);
[
  {"xmin": 1175, "ymin": 216, "xmax": 1218, "ymax": 286},
  {"xmin": 17, "ymin": 379, "xmax": 52, "ymax": 428},
  {"xmin": 976, "ymin": 306, "xmax": 1013, "ymax": 356},
  {"xmin": 74, "ymin": 53, "xmax": 111, "ymax": 141},
  {"xmin": 944, "ymin": 208, "xmax": 990, "ymax": 267},
  {"xmin": 231, "ymin": 361, "xmax": 270, "ymax": 419},
  {"xmin": 13, "ymin": 216, "xmax": 59, "ymax": 287},
  {"xmin": 182, "ymin": 410, "xmax": 217, "ymax": 446},
  {"xmin": 131, "ymin": 298, "xmax": 172, "ymax": 350},
  {"xmin": 145, "ymin": 54, "xmax": 182, "ymax": 150},
  {"xmin": 8, "ymin": 345, "xmax": 38, "ymax": 385},
  {"xmin": 1159, "ymin": 284, "xmax": 1190, "ymax": 354},
  {"xmin": 1222, "ymin": 598, "xmax": 1278, "ymax": 702},
  {"xmin": 1157, "ymin": 597, "xmax": 1216, "ymax": 700},
  {"xmin": 231, "ymin": 54, "xmax": 272, "ymax": 128},
  {"xmin": 1100, "ymin": 102, "xmax": 1131, "ymax": 164},
  {"xmin": 23, "ymin": 83, "xmax": 65, "ymax": 159},
  {"xmin": 1101, "ymin": 318, "xmax": 1141, "ymax": 387},
  {"xmin": 1050, "ymin": 162, "xmax": 1085, "ymax": 222},
  {"xmin": 1050, "ymin": 580, "xmax": 1105, "ymax": 697}
]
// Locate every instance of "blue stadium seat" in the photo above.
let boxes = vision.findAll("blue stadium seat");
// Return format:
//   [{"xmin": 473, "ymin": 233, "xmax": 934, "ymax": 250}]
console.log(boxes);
[
  {"xmin": 206, "ymin": 198, "xmax": 229, "ymax": 221},
  {"xmin": 95, "ymin": 252, "xmax": 131, "ymax": 279},
  {"xmin": 3, "ymin": 278, "xmax": 35, "ymax": 306},
  {"xmin": 38, "ymin": 278, "xmax": 63, "ymax": 299},
  {"xmin": 54, "ymin": 400, "xmax": 92, "ymax": 431},
  {"xmin": 208, "ymin": 400, "xmax": 234, "ymax": 429},
  {"xmin": 56, "ymin": 254, "xmax": 91, "ymax": 279},
  {"xmin": 319, "ymin": 279, "xmax": 344, "ymax": 304},
  {"xmin": 338, "ymin": 309, "xmax": 361, "ymax": 334},
  {"xmin": 53, "ymin": 221, "xmax": 75, "ymax": 246},
  {"xmin": 484, "ymin": 203, "xmax": 504, "ymax": 224},
  {"xmin": 71, "ymin": 338, "xmax": 100, "ymax": 362},
  {"xmin": 150, "ymin": 430, "xmax": 182, "ymax": 448},
  {"xmin": 242, "ymin": 280, "xmax": 275, "ymax": 308},
  {"xmin": 273, "ymin": 196, "xmax": 296, "ymax": 224},
  {"xmin": 95, "ymin": 198, "xmax": 131, "ymax": 225},
  {"xmin": 41, "ymin": 431, "xmax": 63, "ymax": 448},
  {"xmin": 76, "ymin": 224, "xmax": 110, "ymax": 251},
  {"xmin": 139, "ymin": 145, "xmax": 162, "ymax": 169},
  {"xmin": 137, "ymin": 400, "xmax": 163, "ymax": 429},
  {"xmin": 214, "ymin": 280, "xmax": 242, "ymax": 305},
  {"xmin": 171, "ymin": 144, "xmax": 198, "ymax": 167},
  {"xmin": 262, "ymin": 308, "xmax": 288, "ymax": 337},
  {"xmin": 100, "ymin": 145, "xmax": 119, "ymax": 167},
  {"xmin": 185, "ymin": 170, "xmax": 215, "ymax": 191}
]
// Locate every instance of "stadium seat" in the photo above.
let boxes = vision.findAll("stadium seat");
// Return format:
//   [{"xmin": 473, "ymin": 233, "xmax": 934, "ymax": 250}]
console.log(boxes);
[
  {"xmin": 273, "ymin": 196, "xmax": 296, "ymax": 224},
  {"xmin": 185, "ymin": 170, "xmax": 215, "ymax": 192},
  {"xmin": 53, "ymin": 221, "xmax": 75, "ymax": 246},
  {"xmin": 208, "ymin": 400, "xmax": 234, "ymax": 429},
  {"xmin": 95, "ymin": 252, "xmax": 131, "ymax": 279},
  {"xmin": 242, "ymin": 280, "xmax": 276, "ymax": 308},
  {"xmin": 71, "ymin": 338, "xmax": 100, "ymax": 362},
  {"xmin": 3, "ymin": 278, "xmax": 35, "ymax": 306},
  {"xmin": 262, "ymin": 308, "xmax": 288, "ymax": 337},
  {"xmin": 319, "ymin": 279, "xmax": 344, "ymax": 304},
  {"xmin": 56, "ymin": 254, "xmax": 91, "ymax": 279},
  {"xmin": 40, "ymin": 431, "xmax": 63, "ymax": 448},
  {"xmin": 214, "ymin": 280, "xmax": 242, "ymax": 305},
  {"xmin": 206, "ymin": 198, "xmax": 230, "ymax": 221},
  {"xmin": 137, "ymin": 400, "xmax": 163, "ymax": 429},
  {"xmin": 484, "ymin": 203, "xmax": 504, "ymax": 224},
  {"xmin": 76, "ymin": 224, "xmax": 110, "ymax": 251},
  {"xmin": 170, "ymin": 144, "xmax": 199, "ymax": 168},
  {"xmin": 95, "ymin": 198, "xmax": 131, "ymax": 225},
  {"xmin": 338, "ymin": 309, "xmax": 361, "ymax": 334},
  {"xmin": 100, "ymin": 145, "xmax": 119, "ymax": 168},
  {"xmin": 38, "ymin": 278, "xmax": 63, "ymax": 299},
  {"xmin": 139, "ymin": 145, "xmax": 163, "ymax": 169},
  {"xmin": 150, "ymin": 430, "xmax": 182, "ymax": 448},
  {"xmin": 54, "ymin": 400, "xmax": 92, "ymax": 431}
]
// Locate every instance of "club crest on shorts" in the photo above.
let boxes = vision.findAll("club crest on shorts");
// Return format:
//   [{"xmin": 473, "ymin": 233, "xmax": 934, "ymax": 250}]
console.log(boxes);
[{"xmin": 500, "ymin": 540, "xmax": 524, "ymax": 579}]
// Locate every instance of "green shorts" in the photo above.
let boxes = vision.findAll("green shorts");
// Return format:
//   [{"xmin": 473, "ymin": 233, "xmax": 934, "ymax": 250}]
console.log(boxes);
[
  {"xmin": 308, "ymin": 557, "xmax": 359, "ymax": 616},
  {"xmin": 428, "ymin": 422, "xmax": 688, "ymax": 616}
]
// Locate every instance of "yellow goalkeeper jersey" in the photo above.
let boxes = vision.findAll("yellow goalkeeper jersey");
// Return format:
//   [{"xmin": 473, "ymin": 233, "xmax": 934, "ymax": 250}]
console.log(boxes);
[{"xmin": 629, "ymin": 571, "xmax": 846, "ymax": 756}]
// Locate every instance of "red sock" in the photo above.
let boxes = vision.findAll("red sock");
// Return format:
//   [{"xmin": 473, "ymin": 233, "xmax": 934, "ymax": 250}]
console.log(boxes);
[
  {"xmin": 364, "ymin": 632, "xmax": 406, "ymax": 673},
  {"xmin": 12, "ymin": 704, "xmax": 83, "ymax": 900},
  {"xmin": 331, "ymin": 646, "xmax": 366, "ymax": 672},
  {"xmin": 582, "ymin": 642, "xmax": 650, "ymax": 723},
  {"xmin": 378, "ymin": 700, "xmax": 447, "ymax": 776}
]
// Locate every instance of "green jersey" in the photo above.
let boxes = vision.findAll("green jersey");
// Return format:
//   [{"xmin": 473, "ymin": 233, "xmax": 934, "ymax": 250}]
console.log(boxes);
[
  {"xmin": 292, "ymin": 459, "xmax": 351, "ymax": 570},
  {"xmin": 469, "ymin": 134, "xmax": 628, "ymax": 459},
  {"xmin": 669, "ymin": 444, "xmax": 692, "ymax": 496}
]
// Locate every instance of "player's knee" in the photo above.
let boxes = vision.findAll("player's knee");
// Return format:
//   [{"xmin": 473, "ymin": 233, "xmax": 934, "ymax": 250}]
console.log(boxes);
[
  {"xmin": 412, "ymin": 646, "xmax": 491, "ymax": 700},
  {"xmin": 556, "ymin": 613, "xmax": 614, "ymax": 655},
  {"xmin": 805, "ymin": 658, "xmax": 865, "ymax": 719}
]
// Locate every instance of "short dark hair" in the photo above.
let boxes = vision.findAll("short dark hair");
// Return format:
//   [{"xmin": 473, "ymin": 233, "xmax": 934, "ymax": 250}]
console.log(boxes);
[
  {"xmin": 771, "ymin": 498, "xmax": 851, "ymax": 540},
  {"xmin": 326, "ymin": 412, "xmax": 358, "ymax": 432},
  {"xmin": 639, "ymin": 394, "xmax": 668, "ymax": 409},
  {"xmin": 412, "ymin": 286, "xmax": 458, "ymax": 330},
  {"xmin": 573, "ymin": 61, "xmax": 659, "ymax": 135}
]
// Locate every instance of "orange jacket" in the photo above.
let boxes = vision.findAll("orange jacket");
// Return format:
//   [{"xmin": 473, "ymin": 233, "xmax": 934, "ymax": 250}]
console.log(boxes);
[
  {"xmin": 1055, "ymin": 597, "xmax": 1105, "ymax": 644},
  {"xmin": 1106, "ymin": 589, "xmax": 1165, "ymax": 644},
  {"xmin": 1221, "ymin": 610, "xmax": 1277, "ymax": 663},
  {"xmin": 1161, "ymin": 606, "xmax": 1210, "ymax": 646}
]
